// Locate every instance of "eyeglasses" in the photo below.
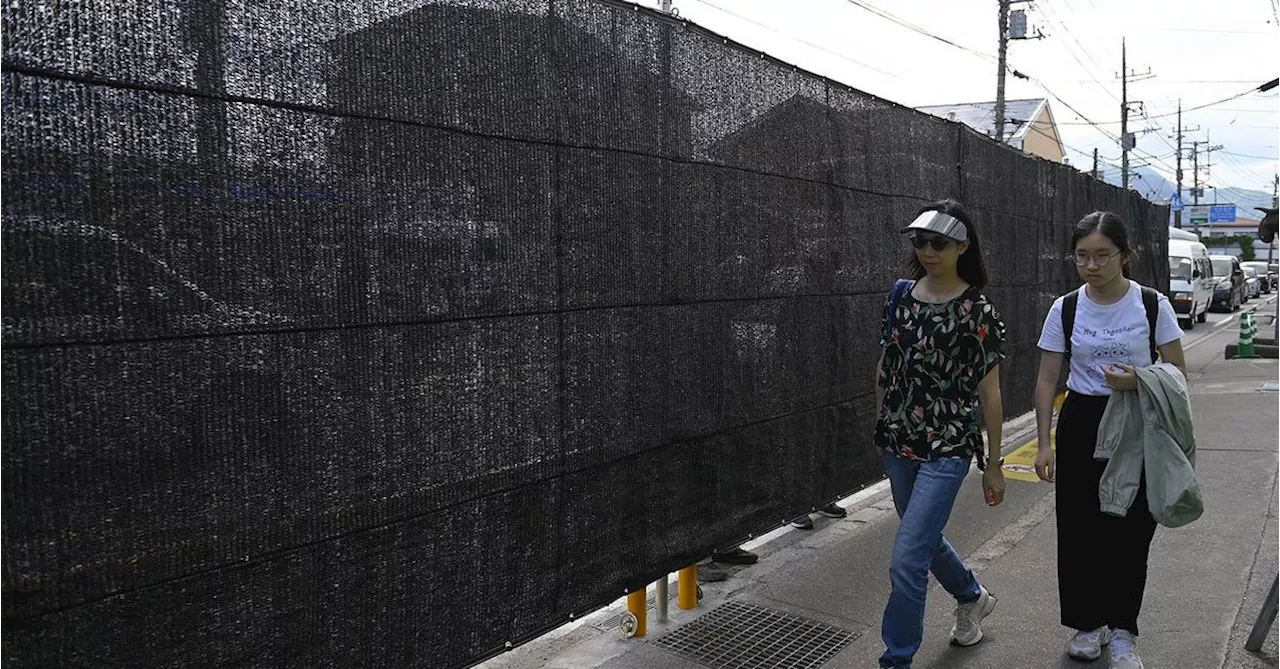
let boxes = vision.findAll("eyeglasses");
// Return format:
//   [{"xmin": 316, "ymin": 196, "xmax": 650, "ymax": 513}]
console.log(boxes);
[
  {"xmin": 1072, "ymin": 251, "xmax": 1119, "ymax": 267},
  {"xmin": 909, "ymin": 234, "xmax": 954, "ymax": 251}
]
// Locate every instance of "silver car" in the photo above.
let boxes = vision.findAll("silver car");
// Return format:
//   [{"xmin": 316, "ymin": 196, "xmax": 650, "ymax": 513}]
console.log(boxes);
[
  {"xmin": 1241, "ymin": 261, "xmax": 1272, "ymax": 294},
  {"xmin": 1243, "ymin": 266, "xmax": 1262, "ymax": 300}
]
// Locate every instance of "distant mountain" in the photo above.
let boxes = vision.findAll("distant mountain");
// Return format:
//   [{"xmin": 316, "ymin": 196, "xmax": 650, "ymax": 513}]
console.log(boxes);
[
  {"xmin": 1098, "ymin": 164, "xmax": 1273, "ymax": 219},
  {"xmin": 1214, "ymin": 187, "xmax": 1275, "ymax": 217}
]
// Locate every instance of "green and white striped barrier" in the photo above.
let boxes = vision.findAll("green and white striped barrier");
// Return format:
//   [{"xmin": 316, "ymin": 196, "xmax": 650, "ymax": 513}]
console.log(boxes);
[{"xmin": 1237, "ymin": 311, "xmax": 1259, "ymax": 359}]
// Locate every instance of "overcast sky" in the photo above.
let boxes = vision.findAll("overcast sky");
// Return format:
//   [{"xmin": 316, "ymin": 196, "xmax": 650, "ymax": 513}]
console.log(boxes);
[{"xmin": 631, "ymin": 0, "xmax": 1279, "ymax": 197}]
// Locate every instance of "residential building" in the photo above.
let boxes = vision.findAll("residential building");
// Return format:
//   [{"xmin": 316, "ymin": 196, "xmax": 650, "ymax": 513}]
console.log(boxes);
[{"xmin": 917, "ymin": 98, "xmax": 1065, "ymax": 163}]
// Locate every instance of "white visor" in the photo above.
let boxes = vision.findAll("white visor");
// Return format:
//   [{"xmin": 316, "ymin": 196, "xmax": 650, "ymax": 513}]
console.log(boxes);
[{"xmin": 901, "ymin": 211, "xmax": 967, "ymax": 242}]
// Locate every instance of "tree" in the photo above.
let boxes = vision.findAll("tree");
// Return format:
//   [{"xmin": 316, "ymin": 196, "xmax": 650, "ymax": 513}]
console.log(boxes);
[{"xmin": 1237, "ymin": 235, "xmax": 1256, "ymax": 261}]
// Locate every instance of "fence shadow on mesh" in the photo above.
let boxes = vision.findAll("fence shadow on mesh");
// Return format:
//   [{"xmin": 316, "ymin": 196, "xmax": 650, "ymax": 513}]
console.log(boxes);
[{"xmin": 0, "ymin": 1, "xmax": 1168, "ymax": 666}]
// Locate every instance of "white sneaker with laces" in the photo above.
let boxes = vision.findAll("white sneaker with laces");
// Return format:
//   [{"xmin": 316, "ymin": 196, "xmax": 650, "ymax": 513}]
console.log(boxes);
[
  {"xmin": 1109, "ymin": 629, "xmax": 1144, "ymax": 669},
  {"xmin": 1067, "ymin": 626, "xmax": 1111, "ymax": 661},
  {"xmin": 949, "ymin": 585, "xmax": 997, "ymax": 647}
]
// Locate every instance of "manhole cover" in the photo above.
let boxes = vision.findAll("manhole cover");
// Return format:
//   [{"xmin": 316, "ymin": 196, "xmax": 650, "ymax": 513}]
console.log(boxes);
[{"xmin": 654, "ymin": 601, "xmax": 856, "ymax": 669}]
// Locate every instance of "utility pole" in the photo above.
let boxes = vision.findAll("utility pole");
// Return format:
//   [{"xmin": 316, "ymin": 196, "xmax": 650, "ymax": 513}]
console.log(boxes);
[
  {"xmin": 1271, "ymin": 173, "xmax": 1277, "ymax": 274},
  {"xmin": 1174, "ymin": 101, "xmax": 1183, "ymax": 228},
  {"xmin": 993, "ymin": 0, "xmax": 1037, "ymax": 144},
  {"xmin": 1116, "ymin": 39, "xmax": 1154, "ymax": 193},
  {"xmin": 1187, "ymin": 140, "xmax": 1201, "ymax": 233},
  {"xmin": 994, "ymin": 0, "xmax": 1011, "ymax": 143},
  {"xmin": 1170, "ymin": 104, "xmax": 1200, "ymax": 228},
  {"xmin": 1204, "ymin": 131, "xmax": 1222, "ymax": 203},
  {"xmin": 1191, "ymin": 142, "xmax": 1201, "ymax": 205},
  {"xmin": 1092, "ymin": 148, "xmax": 1099, "ymax": 180},
  {"xmin": 1120, "ymin": 39, "xmax": 1129, "ymax": 191}
]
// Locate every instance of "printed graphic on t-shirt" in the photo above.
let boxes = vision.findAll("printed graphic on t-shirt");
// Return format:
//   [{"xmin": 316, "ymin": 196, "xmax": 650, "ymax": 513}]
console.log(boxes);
[{"xmin": 1079, "ymin": 323, "xmax": 1145, "ymax": 385}]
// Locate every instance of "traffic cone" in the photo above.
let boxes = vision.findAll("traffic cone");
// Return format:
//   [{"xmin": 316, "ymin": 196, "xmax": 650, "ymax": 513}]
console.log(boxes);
[{"xmin": 1237, "ymin": 312, "xmax": 1259, "ymax": 359}]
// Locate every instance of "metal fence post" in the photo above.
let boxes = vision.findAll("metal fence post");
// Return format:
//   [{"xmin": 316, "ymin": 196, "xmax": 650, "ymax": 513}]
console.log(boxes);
[
  {"xmin": 656, "ymin": 576, "xmax": 669, "ymax": 623},
  {"xmin": 1245, "ymin": 575, "xmax": 1278, "ymax": 652},
  {"xmin": 1269, "ymin": 283, "xmax": 1280, "ymax": 345}
]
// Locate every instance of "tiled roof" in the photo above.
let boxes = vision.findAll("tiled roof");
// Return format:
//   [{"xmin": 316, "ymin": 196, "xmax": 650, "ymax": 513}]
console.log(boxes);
[{"xmin": 916, "ymin": 98, "xmax": 1047, "ymax": 142}]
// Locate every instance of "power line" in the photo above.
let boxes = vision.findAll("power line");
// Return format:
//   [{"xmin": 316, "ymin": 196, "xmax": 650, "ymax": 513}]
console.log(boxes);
[
  {"xmin": 688, "ymin": 0, "xmax": 900, "ymax": 78},
  {"xmin": 790, "ymin": 0, "xmax": 1219, "ymax": 183},
  {"xmin": 1215, "ymin": 151, "xmax": 1277, "ymax": 188},
  {"xmin": 1068, "ymin": 79, "xmax": 1267, "ymax": 85},
  {"xmin": 1055, "ymin": 0, "xmax": 1118, "ymax": 63},
  {"xmin": 1222, "ymin": 150, "xmax": 1280, "ymax": 160},
  {"xmin": 831, "ymin": 0, "xmax": 1198, "ymax": 179},
  {"xmin": 1039, "ymin": 3, "xmax": 1111, "ymax": 80},
  {"xmin": 1032, "ymin": 77, "xmax": 1179, "ymax": 175},
  {"xmin": 1023, "ymin": 120, "xmax": 1094, "ymax": 159},
  {"xmin": 1139, "ymin": 105, "xmax": 1181, "ymax": 156},
  {"xmin": 1058, "ymin": 80, "xmax": 1280, "ymax": 125},
  {"xmin": 838, "ymin": 0, "xmax": 997, "ymax": 63},
  {"xmin": 1036, "ymin": 3, "xmax": 1120, "ymax": 103},
  {"xmin": 1208, "ymin": 107, "xmax": 1280, "ymax": 113},
  {"xmin": 1139, "ymin": 26, "xmax": 1275, "ymax": 34}
]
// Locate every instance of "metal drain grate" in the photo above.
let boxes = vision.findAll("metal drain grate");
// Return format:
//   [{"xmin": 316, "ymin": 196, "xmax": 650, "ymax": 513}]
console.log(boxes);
[{"xmin": 654, "ymin": 601, "xmax": 856, "ymax": 669}]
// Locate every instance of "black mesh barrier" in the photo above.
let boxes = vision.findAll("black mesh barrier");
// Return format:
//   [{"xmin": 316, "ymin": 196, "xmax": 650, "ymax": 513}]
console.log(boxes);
[{"xmin": 1, "ymin": 1, "xmax": 1169, "ymax": 666}]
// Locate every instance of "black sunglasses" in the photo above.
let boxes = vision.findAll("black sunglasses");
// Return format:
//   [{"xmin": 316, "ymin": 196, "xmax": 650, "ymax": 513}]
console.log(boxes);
[{"xmin": 908, "ymin": 234, "xmax": 954, "ymax": 251}]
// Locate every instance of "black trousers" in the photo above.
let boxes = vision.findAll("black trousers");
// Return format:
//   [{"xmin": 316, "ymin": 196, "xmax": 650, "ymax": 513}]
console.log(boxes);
[{"xmin": 1055, "ymin": 392, "xmax": 1158, "ymax": 636}]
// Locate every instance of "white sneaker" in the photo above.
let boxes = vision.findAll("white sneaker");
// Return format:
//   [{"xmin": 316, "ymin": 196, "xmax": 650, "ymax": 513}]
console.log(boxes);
[
  {"xmin": 1109, "ymin": 629, "xmax": 1144, "ymax": 669},
  {"xmin": 1067, "ymin": 626, "xmax": 1111, "ymax": 661},
  {"xmin": 949, "ymin": 585, "xmax": 997, "ymax": 647}
]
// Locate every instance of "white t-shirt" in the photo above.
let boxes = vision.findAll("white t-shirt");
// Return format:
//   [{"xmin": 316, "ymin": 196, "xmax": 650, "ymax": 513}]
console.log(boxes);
[{"xmin": 1037, "ymin": 281, "xmax": 1183, "ymax": 396}]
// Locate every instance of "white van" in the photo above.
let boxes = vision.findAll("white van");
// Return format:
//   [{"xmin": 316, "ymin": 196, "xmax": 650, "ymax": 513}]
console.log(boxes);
[{"xmin": 1167, "ymin": 238, "xmax": 1213, "ymax": 328}]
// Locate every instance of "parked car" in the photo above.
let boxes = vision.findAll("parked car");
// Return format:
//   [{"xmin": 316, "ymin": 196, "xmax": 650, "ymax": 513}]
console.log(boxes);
[
  {"xmin": 1210, "ymin": 255, "xmax": 1245, "ymax": 312},
  {"xmin": 1243, "ymin": 266, "xmax": 1261, "ymax": 300},
  {"xmin": 1270, "ymin": 263, "xmax": 1279, "ymax": 290},
  {"xmin": 1241, "ymin": 261, "xmax": 1272, "ymax": 294},
  {"xmin": 3, "ymin": 217, "xmax": 292, "ymax": 342},
  {"xmin": 1167, "ymin": 239, "xmax": 1214, "ymax": 327}
]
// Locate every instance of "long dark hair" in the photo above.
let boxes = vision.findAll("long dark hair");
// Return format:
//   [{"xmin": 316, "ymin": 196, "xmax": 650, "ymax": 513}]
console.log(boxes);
[
  {"xmin": 907, "ymin": 199, "xmax": 989, "ymax": 289},
  {"xmin": 1071, "ymin": 211, "xmax": 1134, "ymax": 279}
]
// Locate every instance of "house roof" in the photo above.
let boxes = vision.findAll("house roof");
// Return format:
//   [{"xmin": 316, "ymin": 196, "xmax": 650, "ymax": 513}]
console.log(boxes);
[
  {"xmin": 916, "ymin": 98, "xmax": 1048, "ymax": 144},
  {"xmin": 325, "ymin": 5, "xmax": 702, "ymax": 114}
]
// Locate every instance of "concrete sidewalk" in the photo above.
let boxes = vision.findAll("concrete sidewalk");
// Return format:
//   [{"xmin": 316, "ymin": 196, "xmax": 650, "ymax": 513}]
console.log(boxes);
[{"xmin": 481, "ymin": 311, "xmax": 1278, "ymax": 669}]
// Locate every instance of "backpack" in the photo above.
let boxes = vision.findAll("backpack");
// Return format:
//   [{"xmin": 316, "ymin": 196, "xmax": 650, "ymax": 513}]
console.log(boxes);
[
  {"xmin": 883, "ymin": 279, "xmax": 915, "ymax": 341},
  {"xmin": 1061, "ymin": 285, "xmax": 1161, "ymax": 365}
]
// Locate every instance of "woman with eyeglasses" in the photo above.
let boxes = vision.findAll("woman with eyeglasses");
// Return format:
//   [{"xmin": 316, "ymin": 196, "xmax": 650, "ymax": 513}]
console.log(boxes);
[
  {"xmin": 1032, "ymin": 212, "xmax": 1186, "ymax": 669},
  {"xmin": 874, "ymin": 200, "xmax": 1006, "ymax": 669}
]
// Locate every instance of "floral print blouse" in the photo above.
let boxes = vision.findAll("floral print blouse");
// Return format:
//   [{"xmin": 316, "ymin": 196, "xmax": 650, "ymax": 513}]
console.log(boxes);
[{"xmin": 874, "ymin": 285, "xmax": 1007, "ymax": 461}]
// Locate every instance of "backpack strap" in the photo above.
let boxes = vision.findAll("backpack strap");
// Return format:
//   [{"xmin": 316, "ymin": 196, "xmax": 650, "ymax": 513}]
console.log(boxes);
[
  {"xmin": 1061, "ymin": 289, "xmax": 1079, "ymax": 363},
  {"xmin": 884, "ymin": 279, "xmax": 915, "ymax": 342},
  {"xmin": 1061, "ymin": 286, "xmax": 1161, "ymax": 365},
  {"xmin": 1140, "ymin": 285, "xmax": 1160, "ymax": 364}
]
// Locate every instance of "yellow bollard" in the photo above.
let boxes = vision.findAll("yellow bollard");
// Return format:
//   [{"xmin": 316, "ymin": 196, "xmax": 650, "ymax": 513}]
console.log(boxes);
[
  {"xmin": 678, "ymin": 565, "xmax": 698, "ymax": 610},
  {"xmin": 626, "ymin": 588, "xmax": 647, "ymax": 637}
]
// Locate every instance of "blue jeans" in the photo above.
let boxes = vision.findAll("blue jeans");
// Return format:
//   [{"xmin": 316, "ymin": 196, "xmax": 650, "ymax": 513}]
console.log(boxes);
[{"xmin": 879, "ymin": 452, "xmax": 982, "ymax": 669}]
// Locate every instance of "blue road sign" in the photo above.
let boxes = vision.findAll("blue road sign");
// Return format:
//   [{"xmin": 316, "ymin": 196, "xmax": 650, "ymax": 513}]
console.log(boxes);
[
  {"xmin": 1170, "ymin": 192, "xmax": 1184, "ymax": 212},
  {"xmin": 1209, "ymin": 204, "xmax": 1236, "ymax": 223}
]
